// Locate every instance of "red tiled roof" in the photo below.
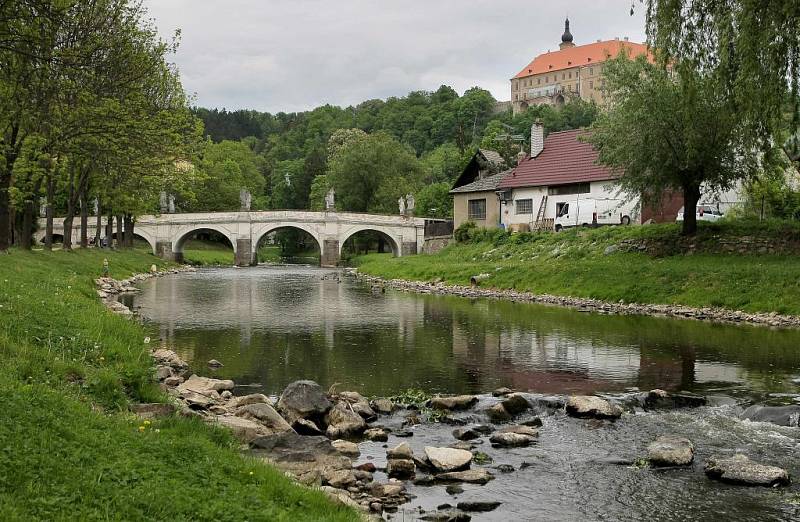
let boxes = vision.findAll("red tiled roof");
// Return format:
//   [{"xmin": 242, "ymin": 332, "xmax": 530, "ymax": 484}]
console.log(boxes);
[
  {"xmin": 513, "ymin": 39, "xmax": 650, "ymax": 79},
  {"xmin": 497, "ymin": 129, "xmax": 615, "ymax": 189}
]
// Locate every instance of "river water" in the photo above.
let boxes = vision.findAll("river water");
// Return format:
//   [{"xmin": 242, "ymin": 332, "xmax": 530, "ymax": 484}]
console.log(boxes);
[{"xmin": 125, "ymin": 265, "xmax": 800, "ymax": 521}]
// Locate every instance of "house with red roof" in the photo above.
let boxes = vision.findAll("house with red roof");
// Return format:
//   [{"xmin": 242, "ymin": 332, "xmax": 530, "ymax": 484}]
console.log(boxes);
[
  {"xmin": 496, "ymin": 122, "xmax": 642, "ymax": 231},
  {"xmin": 511, "ymin": 19, "xmax": 650, "ymax": 114}
]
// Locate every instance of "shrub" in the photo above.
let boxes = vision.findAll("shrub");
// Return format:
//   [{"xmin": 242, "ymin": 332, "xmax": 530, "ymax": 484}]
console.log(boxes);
[{"xmin": 454, "ymin": 221, "xmax": 478, "ymax": 242}]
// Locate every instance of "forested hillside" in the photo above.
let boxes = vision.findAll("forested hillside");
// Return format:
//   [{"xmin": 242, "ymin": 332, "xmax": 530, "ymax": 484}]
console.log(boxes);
[{"xmin": 189, "ymin": 87, "xmax": 599, "ymax": 217}]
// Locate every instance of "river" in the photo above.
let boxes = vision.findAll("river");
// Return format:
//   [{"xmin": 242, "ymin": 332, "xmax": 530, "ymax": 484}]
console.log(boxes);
[{"xmin": 124, "ymin": 265, "xmax": 800, "ymax": 521}]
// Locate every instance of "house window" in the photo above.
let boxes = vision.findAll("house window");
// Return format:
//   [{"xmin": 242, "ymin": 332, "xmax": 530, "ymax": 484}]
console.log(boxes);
[
  {"xmin": 515, "ymin": 199, "xmax": 533, "ymax": 214},
  {"xmin": 537, "ymin": 78, "xmax": 541, "ymax": 85},
  {"xmin": 568, "ymin": 71, "xmax": 572, "ymax": 79},
  {"xmin": 548, "ymin": 183, "xmax": 591, "ymax": 195},
  {"xmin": 589, "ymin": 80, "xmax": 594, "ymax": 89},
  {"xmin": 562, "ymin": 73, "xmax": 566, "ymax": 80},
  {"xmin": 468, "ymin": 199, "xmax": 487, "ymax": 220}
]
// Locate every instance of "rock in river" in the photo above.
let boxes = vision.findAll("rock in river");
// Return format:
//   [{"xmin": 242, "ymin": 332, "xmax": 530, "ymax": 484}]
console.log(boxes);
[
  {"xmin": 276, "ymin": 380, "xmax": 332, "ymax": 424},
  {"xmin": 250, "ymin": 432, "xmax": 352, "ymax": 486},
  {"xmin": 457, "ymin": 501, "xmax": 501, "ymax": 512},
  {"xmin": 235, "ymin": 403, "xmax": 293, "ymax": 435},
  {"xmin": 452, "ymin": 427, "xmax": 481, "ymax": 441},
  {"xmin": 704, "ymin": 454, "xmax": 790, "ymax": 487},
  {"xmin": 387, "ymin": 442, "xmax": 414, "ymax": 460},
  {"xmin": 565, "ymin": 396, "xmax": 622, "ymax": 419},
  {"xmin": 647, "ymin": 436, "xmax": 694, "ymax": 466},
  {"xmin": 363, "ymin": 427, "xmax": 389, "ymax": 442},
  {"xmin": 387, "ymin": 458, "xmax": 416, "ymax": 479},
  {"xmin": 331, "ymin": 439, "xmax": 360, "ymax": 457},
  {"xmin": 435, "ymin": 469, "xmax": 494, "ymax": 485},
  {"xmin": 430, "ymin": 395, "xmax": 478, "ymax": 411},
  {"xmin": 740, "ymin": 404, "xmax": 800, "ymax": 427},
  {"xmin": 325, "ymin": 402, "xmax": 366, "ymax": 439},
  {"xmin": 425, "ymin": 447, "xmax": 473, "ymax": 473},
  {"xmin": 489, "ymin": 425, "xmax": 538, "ymax": 447},
  {"xmin": 500, "ymin": 394, "xmax": 531, "ymax": 416}
]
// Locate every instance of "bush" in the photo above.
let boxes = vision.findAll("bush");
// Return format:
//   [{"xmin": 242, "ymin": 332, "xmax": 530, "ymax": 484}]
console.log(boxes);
[{"xmin": 454, "ymin": 221, "xmax": 477, "ymax": 242}]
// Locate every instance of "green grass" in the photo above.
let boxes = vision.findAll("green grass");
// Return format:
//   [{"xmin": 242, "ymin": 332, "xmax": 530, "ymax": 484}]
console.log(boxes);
[
  {"xmin": 354, "ymin": 221, "xmax": 800, "ymax": 316},
  {"xmin": 0, "ymin": 248, "xmax": 357, "ymax": 521}
]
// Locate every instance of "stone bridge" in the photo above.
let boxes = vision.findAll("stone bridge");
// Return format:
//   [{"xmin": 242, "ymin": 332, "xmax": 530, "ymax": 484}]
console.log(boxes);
[{"xmin": 37, "ymin": 211, "xmax": 426, "ymax": 267}]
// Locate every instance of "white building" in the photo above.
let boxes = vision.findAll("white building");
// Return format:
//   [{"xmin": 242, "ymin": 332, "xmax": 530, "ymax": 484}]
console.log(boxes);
[{"xmin": 497, "ymin": 122, "xmax": 641, "ymax": 231}]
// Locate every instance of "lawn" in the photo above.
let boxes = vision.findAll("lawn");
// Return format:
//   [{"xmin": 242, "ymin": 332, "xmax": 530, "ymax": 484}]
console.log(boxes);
[
  {"xmin": 354, "ymin": 221, "xmax": 800, "ymax": 315},
  {"xmin": 0, "ymin": 248, "xmax": 357, "ymax": 521}
]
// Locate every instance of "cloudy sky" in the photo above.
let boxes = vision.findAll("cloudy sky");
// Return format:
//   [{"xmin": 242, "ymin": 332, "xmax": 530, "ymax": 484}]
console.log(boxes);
[{"xmin": 143, "ymin": 1, "xmax": 647, "ymax": 113}]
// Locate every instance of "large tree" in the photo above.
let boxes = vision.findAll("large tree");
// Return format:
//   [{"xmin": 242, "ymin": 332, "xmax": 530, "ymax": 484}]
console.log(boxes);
[
  {"xmin": 588, "ymin": 55, "xmax": 754, "ymax": 235},
  {"xmin": 641, "ymin": 0, "xmax": 800, "ymax": 161}
]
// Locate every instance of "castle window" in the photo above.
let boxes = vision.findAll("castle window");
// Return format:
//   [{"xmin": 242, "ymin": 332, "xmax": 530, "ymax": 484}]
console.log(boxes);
[
  {"xmin": 589, "ymin": 67, "xmax": 594, "ymax": 75},
  {"xmin": 537, "ymin": 78, "xmax": 541, "ymax": 85},
  {"xmin": 568, "ymin": 72, "xmax": 572, "ymax": 79}
]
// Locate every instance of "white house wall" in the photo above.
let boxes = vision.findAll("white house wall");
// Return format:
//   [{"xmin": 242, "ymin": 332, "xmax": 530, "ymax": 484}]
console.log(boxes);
[{"xmin": 501, "ymin": 180, "xmax": 640, "ymax": 228}]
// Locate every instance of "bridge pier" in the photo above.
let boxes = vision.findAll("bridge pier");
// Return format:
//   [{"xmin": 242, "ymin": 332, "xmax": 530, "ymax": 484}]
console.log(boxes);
[
  {"xmin": 401, "ymin": 241, "xmax": 418, "ymax": 256},
  {"xmin": 321, "ymin": 239, "xmax": 340, "ymax": 267},
  {"xmin": 156, "ymin": 241, "xmax": 183, "ymax": 263},
  {"xmin": 235, "ymin": 238, "xmax": 255, "ymax": 266}
]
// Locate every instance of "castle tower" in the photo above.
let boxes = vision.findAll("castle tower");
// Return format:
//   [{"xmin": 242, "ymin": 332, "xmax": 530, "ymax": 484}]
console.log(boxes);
[{"xmin": 559, "ymin": 17, "xmax": 575, "ymax": 50}]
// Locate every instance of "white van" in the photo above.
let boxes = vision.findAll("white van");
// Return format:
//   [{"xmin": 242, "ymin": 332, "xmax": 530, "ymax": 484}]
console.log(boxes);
[{"xmin": 553, "ymin": 197, "xmax": 633, "ymax": 231}]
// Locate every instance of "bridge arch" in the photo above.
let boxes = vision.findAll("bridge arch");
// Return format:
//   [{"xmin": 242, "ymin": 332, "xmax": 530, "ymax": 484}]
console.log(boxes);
[
  {"xmin": 339, "ymin": 225, "xmax": 402, "ymax": 257},
  {"xmin": 172, "ymin": 224, "xmax": 238, "ymax": 255},
  {"xmin": 252, "ymin": 223, "xmax": 322, "ymax": 264}
]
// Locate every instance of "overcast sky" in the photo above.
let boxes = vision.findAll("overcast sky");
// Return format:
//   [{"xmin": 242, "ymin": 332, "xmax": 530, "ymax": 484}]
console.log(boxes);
[{"xmin": 143, "ymin": 1, "xmax": 647, "ymax": 113}]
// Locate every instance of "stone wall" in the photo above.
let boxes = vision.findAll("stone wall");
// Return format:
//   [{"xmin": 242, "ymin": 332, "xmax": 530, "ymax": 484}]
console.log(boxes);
[{"xmin": 617, "ymin": 235, "xmax": 800, "ymax": 257}]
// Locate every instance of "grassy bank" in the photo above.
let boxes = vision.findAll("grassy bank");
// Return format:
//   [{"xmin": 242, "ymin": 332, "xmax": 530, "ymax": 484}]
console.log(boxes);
[
  {"xmin": 0, "ymin": 248, "xmax": 356, "ymax": 521},
  {"xmin": 355, "ymin": 221, "xmax": 800, "ymax": 316}
]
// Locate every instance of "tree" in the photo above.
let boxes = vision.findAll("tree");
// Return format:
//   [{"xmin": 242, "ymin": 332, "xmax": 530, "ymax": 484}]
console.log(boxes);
[
  {"xmin": 190, "ymin": 140, "xmax": 264, "ymax": 211},
  {"xmin": 326, "ymin": 131, "xmax": 423, "ymax": 213},
  {"xmin": 308, "ymin": 174, "xmax": 331, "ymax": 211},
  {"xmin": 587, "ymin": 55, "xmax": 754, "ymax": 235},
  {"xmin": 420, "ymin": 143, "xmax": 470, "ymax": 184},
  {"xmin": 642, "ymin": 0, "xmax": 800, "ymax": 163},
  {"xmin": 414, "ymin": 182, "xmax": 452, "ymax": 218}
]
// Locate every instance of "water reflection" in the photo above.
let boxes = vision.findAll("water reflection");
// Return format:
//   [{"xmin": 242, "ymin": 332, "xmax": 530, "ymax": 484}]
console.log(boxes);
[{"xmin": 126, "ymin": 266, "xmax": 800, "ymax": 398}]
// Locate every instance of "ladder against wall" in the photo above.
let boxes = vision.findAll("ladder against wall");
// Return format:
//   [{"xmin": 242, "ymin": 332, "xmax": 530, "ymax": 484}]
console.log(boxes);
[{"xmin": 532, "ymin": 195, "xmax": 551, "ymax": 231}]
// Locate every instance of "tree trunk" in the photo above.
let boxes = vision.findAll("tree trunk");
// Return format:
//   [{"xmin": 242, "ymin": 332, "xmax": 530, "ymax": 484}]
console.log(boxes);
[
  {"xmin": 123, "ymin": 214, "xmax": 134, "ymax": 247},
  {"xmin": 80, "ymin": 194, "xmax": 89, "ymax": 248},
  {"xmin": 19, "ymin": 200, "xmax": 35, "ymax": 250},
  {"xmin": 105, "ymin": 211, "xmax": 113, "ymax": 248},
  {"xmin": 116, "ymin": 214, "xmax": 123, "ymax": 248},
  {"xmin": 63, "ymin": 215, "xmax": 74, "ymax": 250},
  {"xmin": 681, "ymin": 183, "xmax": 701, "ymax": 236},
  {"xmin": 0, "ymin": 175, "xmax": 9, "ymax": 251},
  {"xmin": 94, "ymin": 199, "xmax": 102, "ymax": 247},
  {"xmin": 44, "ymin": 176, "xmax": 55, "ymax": 250}
]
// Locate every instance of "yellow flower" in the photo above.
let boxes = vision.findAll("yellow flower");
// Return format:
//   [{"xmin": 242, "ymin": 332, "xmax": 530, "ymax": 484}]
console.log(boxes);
[
  {"xmin": 249, "ymin": 471, "xmax": 254, "ymax": 476},
  {"xmin": 143, "ymin": 420, "xmax": 151, "ymax": 426},
  {"xmin": 138, "ymin": 426, "xmax": 145, "ymax": 432}
]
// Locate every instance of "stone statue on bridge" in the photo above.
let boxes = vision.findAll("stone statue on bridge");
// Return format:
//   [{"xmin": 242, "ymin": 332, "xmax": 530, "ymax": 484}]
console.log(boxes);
[
  {"xmin": 159, "ymin": 191, "xmax": 168, "ymax": 214},
  {"xmin": 325, "ymin": 188, "xmax": 335, "ymax": 211},
  {"xmin": 398, "ymin": 196, "xmax": 406, "ymax": 215},
  {"xmin": 240, "ymin": 188, "xmax": 252, "ymax": 211},
  {"xmin": 168, "ymin": 194, "xmax": 176, "ymax": 214},
  {"xmin": 405, "ymin": 193, "xmax": 415, "ymax": 215}
]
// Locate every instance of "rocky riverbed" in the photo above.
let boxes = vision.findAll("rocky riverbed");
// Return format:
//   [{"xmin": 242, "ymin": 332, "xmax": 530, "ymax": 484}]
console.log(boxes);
[
  {"xmin": 354, "ymin": 272, "xmax": 800, "ymax": 329},
  {"xmin": 98, "ymin": 272, "xmax": 800, "ymax": 521}
]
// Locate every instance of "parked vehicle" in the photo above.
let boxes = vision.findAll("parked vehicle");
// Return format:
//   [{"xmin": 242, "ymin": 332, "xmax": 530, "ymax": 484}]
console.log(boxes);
[
  {"xmin": 553, "ymin": 197, "xmax": 632, "ymax": 232},
  {"xmin": 676, "ymin": 205, "xmax": 724, "ymax": 222}
]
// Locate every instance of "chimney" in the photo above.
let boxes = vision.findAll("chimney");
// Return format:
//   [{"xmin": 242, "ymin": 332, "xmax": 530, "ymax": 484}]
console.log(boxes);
[{"xmin": 530, "ymin": 120, "xmax": 544, "ymax": 158}]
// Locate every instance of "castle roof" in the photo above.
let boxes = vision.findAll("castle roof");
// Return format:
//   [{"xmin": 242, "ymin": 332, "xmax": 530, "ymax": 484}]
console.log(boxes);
[{"xmin": 513, "ymin": 39, "xmax": 649, "ymax": 79}]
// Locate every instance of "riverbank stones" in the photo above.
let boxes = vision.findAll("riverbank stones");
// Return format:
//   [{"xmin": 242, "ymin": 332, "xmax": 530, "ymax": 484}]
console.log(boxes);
[
  {"xmin": 566, "ymin": 396, "xmax": 622, "ymax": 419},
  {"xmin": 425, "ymin": 447, "xmax": 473, "ymax": 473},
  {"xmin": 489, "ymin": 425, "xmax": 539, "ymax": 447},
  {"xmin": 276, "ymin": 380, "xmax": 332, "ymax": 424},
  {"xmin": 647, "ymin": 436, "xmax": 694, "ymax": 466},
  {"xmin": 430, "ymin": 395, "xmax": 478, "ymax": 411}
]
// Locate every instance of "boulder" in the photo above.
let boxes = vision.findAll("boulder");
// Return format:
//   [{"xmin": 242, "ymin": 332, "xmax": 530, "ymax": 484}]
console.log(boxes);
[
  {"xmin": 276, "ymin": 380, "xmax": 332, "ymax": 424},
  {"xmin": 370, "ymin": 482, "xmax": 405, "ymax": 498},
  {"xmin": 338, "ymin": 391, "xmax": 377, "ymax": 421},
  {"xmin": 387, "ymin": 442, "xmax": 413, "ymax": 460},
  {"xmin": 425, "ymin": 447, "xmax": 473, "ymax": 473},
  {"xmin": 129, "ymin": 403, "xmax": 176, "ymax": 419},
  {"xmin": 565, "ymin": 396, "xmax": 622, "ymax": 419},
  {"xmin": 152, "ymin": 349, "xmax": 188, "ymax": 370},
  {"xmin": 740, "ymin": 404, "xmax": 800, "ymax": 427},
  {"xmin": 371, "ymin": 398, "xmax": 395, "ymax": 415},
  {"xmin": 235, "ymin": 403, "xmax": 292, "ymax": 434},
  {"xmin": 178, "ymin": 374, "xmax": 234, "ymax": 395},
  {"xmin": 233, "ymin": 393, "xmax": 271, "ymax": 409},
  {"xmin": 323, "ymin": 468, "xmax": 357, "ymax": 489},
  {"xmin": 325, "ymin": 402, "xmax": 366, "ymax": 439},
  {"xmin": 292, "ymin": 418, "xmax": 325, "ymax": 436},
  {"xmin": 457, "ymin": 501, "xmax": 501, "ymax": 513},
  {"xmin": 331, "ymin": 439, "xmax": 360, "ymax": 457},
  {"xmin": 387, "ymin": 458, "xmax": 416, "ymax": 479},
  {"xmin": 647, "ymin": 436, "xmax": 694, "ymax": 466},
  {"xmin": 485, "ymin": 403, "xmax": 512, "ymax": 423},
  {"xmin": 452, "ymin": 427, "xmax": 481, "ymax": 441},
  {"xmin": 491, "ymin": 387, "xmax": 514, "ymax": 397},
  {"xmin": 489, "ymin": 425, "xmax": 539, "ymax": 447},
  {"xmin": 363, "ymin": 427, "xmax": 389, "ymax": 442},
  {"xmin": 155, "ymin": 365, "xmax": 173, "ymax": 381},
  {"xmin": 250, "ymin": 432, "xmax": 353, "ymax": 486},
  {"xmin": 430, "ymin": 395, "xmax": 478, "ymax": 411},
  {"xmin": 704, "ymin": 454, "xmax": 790, "ymax": 487},
  {"xmin": 435, "ymin": 469, "xmax": 494, "ymax": 485},
  {"xmin": 213, "ymin": 415, "xmax": 271, "ymax": 443},
  {"xmin": 180, "ymin": 390, "xmax": 216, "ymax": 410},
  {"xmin": 500, "ymin": 394, "xmax": 530, "ymax": 416},
  {"xmin": 643, "ymin": 389, "xmax": 707, "ymax": 410}
]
